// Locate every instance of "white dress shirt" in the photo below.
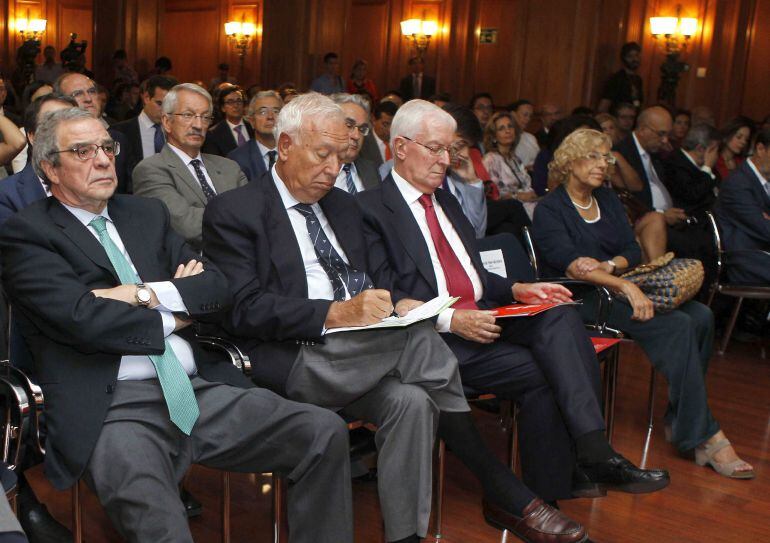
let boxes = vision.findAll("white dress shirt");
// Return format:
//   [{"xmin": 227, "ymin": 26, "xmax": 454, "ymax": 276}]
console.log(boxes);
[
  {"xmin": 227, "ymin": 120, "xmax": 250, "ymax": 145},
  {"xmin": 168, "ymin": 143, "xmax": 217, "ymax": 195},
  {"xmin": 335, "ymin": 162, "xmax": 365, "ymax": 193},
  {"xmin": 374, "ymin": 132, "xmax": 389, "ymax": 163},
  {"xmin": 62, "ymin": 203, "xmax": 196, "ymax": 380},
  {"xmin": 747, "ymin": 157, "xmax": 770, "ymax": 195},
  {"xmin": 681, "ymin": 148, "xmax": 716, "ymax": 179},
  {"xmin": 137, "ymin": 110, "xmax": 160, "ymax": 159},
  {"xmin": 256, "ymin": 140, "xmax": 276, "ymax": 171},
  {"xmin": 392, "ymin": 169, "xmax": 483, "ymax": 332},
  {"xmin": 633, "ymin": 133, "xmax": 673, "ymax": 211},
  {"xmin": 273, "ymin": 169, "xmax": 354, "ymax": 301}
]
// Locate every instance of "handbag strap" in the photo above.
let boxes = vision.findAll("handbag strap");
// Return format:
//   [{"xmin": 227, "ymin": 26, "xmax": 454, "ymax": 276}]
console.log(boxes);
[{"xmin": 621, "ymin": 251, "xmax": 675, "ymax": 278}]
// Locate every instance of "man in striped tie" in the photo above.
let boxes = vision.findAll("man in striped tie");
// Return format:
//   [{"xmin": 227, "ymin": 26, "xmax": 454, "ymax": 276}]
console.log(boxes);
[
  {"xmin": 330, "ymin": 93, "xmax": 384, "ymax": 192},
  {"xmin": 0, "ymin": 107, "xmax": 354, "ymax": 543}
]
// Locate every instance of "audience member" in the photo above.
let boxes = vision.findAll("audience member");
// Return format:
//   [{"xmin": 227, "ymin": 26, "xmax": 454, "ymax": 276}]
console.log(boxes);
[
  {"xmin": 470, "ymin": 93, "xmax": 494, "ymax": 141},
  {"xmin": 398, "ymin": 57, "xmax": 436, "ymax": 101},
  {"xmin": 535, "ymin": 103, "xmax": 562, "ymax": 147},
  {"xmin": 203, "ymin": 92, "xmax": 551, "ymax": 543},
  {"xmin": 613, "ymin": 102, "xmax": 637, "ymax": 135},
  {"xmin": 482, "ymin": 111, "xmax": 539, "ymax": 218},
  {"xmin": 0, "ymin": 106, "xmax": 353, "ymax": 543},
  {"xmin": 571, "ymin": 106, "xmax": 595, "ymax": 117},
  {"xmin": 227, "ymin": 90, "xmax": 282, "ymax": 182},
  {"xmin": 598, "ymin": 42, "xmax": 643, "ymax": 112},
  {"xmin": 594, "ymin": 113, "xmax": 621, "ymax": 145},
  {"xmin": 714, "ymin": 126, "xmax": 770, "ymax": 285},
  {"xmin": 358, "ymin": 100, "xmax": 667, "ymax": 536},
  {"xmin": 0, "ymin": 76, "xmax": 21, "ymax": 126},
  {"xmin": 380, "ymin": 90, "xmax": 404, "ymax": 107},
  {"xmin": 151, "ymin": 56, "xmax": 173, "ymax": 76},
  {"xmin": 208, "ymin": 63, "xmax": 237, "ymax": 92},
  {"xmin": 202, "ymin": 85, "xmax": 253, "ymax": 156},
  {"xmin": 691, "ymin": 105, "xmax": 716, "ymax": 127},
  {"xmin": 20, "ymin": 80, "xmax": 52, "ymax": 111},
  {"xmin": 111, "ymin": 49, "xmax": 139, "ymax": 88},
  {"xmin": 133, "ymin": 83, "xmax": 247, "ymax": 250},
  {"xmin": 34, "ymin": 45, "xmax": 64, "ymax": 85},
  {"xmin": 715, "ymin": 116, "xmax": 753, "ymax": 181},
  {"xmin": 760, "ymin": 114, "xmax": 770, "ymax": 133},
  {"xmin": 330, "ymin": 93, "xmax": 380, "ymax": 192},
  {"xmin": 0, "ymin": 111, "xmax": 24, "ymax": 167},
  {"xmin": 310, "ymin": 52, "xmax": 345, "ymax": 95},
  {"xmin": 533, "ymin": 127, "xmax": 753, "ymax": 480},
  {"xmin": 428, "ymin": 92, "xmax": 451, "ymax": 108},
  {"xmin": 360, "ymin": 99, "xmax": 397, "ymax": 167},
  {"xmin": 346, "ymin": 59, "xmax": 379, "ymax": 102},
  {"xmin": 10, "ymin": 82, "xmax": 54, "ymax": 173},
  {"xmin": 508, "ymin": 100, "xmax": 539, "ymax": 168},
  {"xmin": 533, "ymin": 115, "xmax": 600, "ymax": 196},
  {"xmin": 670, "ymin": 108, "xmax": 692, "ymax": 150},
  {"xmin": 107, "ymin": 81, "xmax": 140, "ymax": 122},
  {"xmin": 277, "ymin": 82, "xmax": 299, "ymax": 103}
]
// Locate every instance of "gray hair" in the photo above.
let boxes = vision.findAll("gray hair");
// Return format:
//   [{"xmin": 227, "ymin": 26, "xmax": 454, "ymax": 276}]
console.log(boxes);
[
  {"xmin": 274, "ymin": 92, "xmax": 344, "ymax": 143},
  {"xmin": 330, "ymin": 93, "xmax": 371, "ymax": 117},
  {"xmin": 681, "ymin": 123, "xmax": 720, "ymax": 151},
  {"xmin": 247, "ymin": 90, "xmax": 283, "ymax": 115},
  {"xmin": 390, "ymin": 99, "xmax": 456, "ymax": 142},
  {"xmin": 162, "ymin": 83, "xmax": 213, "ymax": 115},
  {"xmin": 32, "ymin": 108, "xmax": 94, "ymax": 184}
]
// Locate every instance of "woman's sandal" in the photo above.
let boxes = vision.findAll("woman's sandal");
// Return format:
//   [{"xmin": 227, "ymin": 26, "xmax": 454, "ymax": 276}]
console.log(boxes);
[{"xmin": 695, "ymin": 439, "xmax": 755, "ymax": 479}]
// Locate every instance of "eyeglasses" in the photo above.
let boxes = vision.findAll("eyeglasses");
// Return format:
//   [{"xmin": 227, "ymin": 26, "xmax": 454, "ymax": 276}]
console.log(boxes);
[
  {"xmin": 224, "ymin": 98, "xmax": 244, "ymax": 106},
  {"xmin": 171, "ymin": 112, "xmax": 214, "ymax": 124},
  {"xmin": 582, "ymin": 151, "xmax": 616, "ymax": 165},
  {"xmin": 51, "ymin": 141, "xmax": 121, "ymax": 161},
  {"xmin": 645, "ymin": 125, "xmax": 670, "ymax": 138},
  {"xmin": 255, "ymin": 107, "xmax": 281, "ymax": 117},
  {"xmin": 402, "ymin": 136, "xmax": 452, "ymax": 157},
  {"xmin": 345, "ymin": 118, "xmax": 370, "ymax": 136},
  {"xmin": 70, "ymin": 87, "xmax": 98, "ymax": 100}
]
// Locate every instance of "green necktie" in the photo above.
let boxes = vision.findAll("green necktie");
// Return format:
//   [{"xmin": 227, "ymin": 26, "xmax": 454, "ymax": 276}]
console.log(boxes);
[{"xmin": 89, "ymin": 216, "xmax": 199, "ymax": 435}]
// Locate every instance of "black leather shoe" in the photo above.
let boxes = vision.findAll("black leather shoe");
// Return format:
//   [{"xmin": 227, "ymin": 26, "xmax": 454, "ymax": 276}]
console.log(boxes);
[
  {"xmin": 180, "ymin": 487, "xmax": 203, "ymax": 518},
  {"xmin": 18, "ymin": 494, "xmax": 72, "ymax": 543},
  {"xmin": 573, "ymin": 454, "xmax": 670, "ymax": 497},
  {"xmin": 483, "ymin": 498, "xmax": 587, "ymax": 543}
]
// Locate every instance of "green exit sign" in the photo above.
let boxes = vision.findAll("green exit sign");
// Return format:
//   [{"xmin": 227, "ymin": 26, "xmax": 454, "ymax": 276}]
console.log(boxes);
[{"xmin": 479, "ymin": 28, "xmax": 498, "ymax": 44}]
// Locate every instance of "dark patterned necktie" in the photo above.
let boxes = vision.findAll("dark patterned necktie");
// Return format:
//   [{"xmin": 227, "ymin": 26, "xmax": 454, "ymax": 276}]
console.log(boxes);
[
  {"xmin": 153, "ymin": 123, "xmax": 164, "ymax": 154},
  {"xmin": 267, "ymin": 150, "xmax": 277, "ymax": 170},
  {"xmin": 190, "ymin": 159, "xmax": 217, "ymax": 201},
  {"xmin": 293, "ymin": 203, "xmax": 373, "ymax": 301},
  {"xmin": 342, "ymin": 163, "xmax": 357, "ymax": 194}
]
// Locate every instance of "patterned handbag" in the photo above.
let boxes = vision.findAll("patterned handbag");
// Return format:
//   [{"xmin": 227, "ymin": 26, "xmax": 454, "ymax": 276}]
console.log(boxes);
[{"xmin": 620, "ymin": 252, "xmax": 704, "ymax": 312}]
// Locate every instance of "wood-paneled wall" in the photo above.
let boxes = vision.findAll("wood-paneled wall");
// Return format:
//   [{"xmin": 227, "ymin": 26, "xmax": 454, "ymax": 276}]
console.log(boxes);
[{"xmin": 1, "ymin": 0, "xmax": 768, "ymax": 124}]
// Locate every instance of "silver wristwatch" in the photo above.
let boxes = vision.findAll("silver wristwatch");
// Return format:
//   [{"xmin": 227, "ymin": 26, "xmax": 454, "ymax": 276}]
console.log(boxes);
[{"xmin": 135, "ymin": 283, "xmax": 152, "ymax": 306}]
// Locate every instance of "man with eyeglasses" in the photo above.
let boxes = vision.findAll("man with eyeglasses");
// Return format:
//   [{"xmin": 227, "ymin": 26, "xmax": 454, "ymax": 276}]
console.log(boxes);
[
  {"xmin": 0, "ymin": 107, "xmax": 353, "ymax": 543},
  {"xmin": 133, "ymin": 83, "xmax": 247, "ymax": 251},
  {"xmin": 54, "ymin": 72, "xmax": 133, "ymax": 194},
  {"xmin": 202, "ymin": 85, "xmax": 254, "ymax": 157},
  {"xmin": 357, "ymin": 100, "xmax": 669, "ymax": 542},
  {"xmin": 227, "ymin": 90, "xmax": 282, "ymax": 182},
  {"xmin": 330, "ymin": 93, "xmax": 381, "ymax": 192}
]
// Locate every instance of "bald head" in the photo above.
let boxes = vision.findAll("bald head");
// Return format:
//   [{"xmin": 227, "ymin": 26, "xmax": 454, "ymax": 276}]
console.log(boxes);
[{"xmin": 635, "ymin": 106, "xmax": 672, "ymax": 153}]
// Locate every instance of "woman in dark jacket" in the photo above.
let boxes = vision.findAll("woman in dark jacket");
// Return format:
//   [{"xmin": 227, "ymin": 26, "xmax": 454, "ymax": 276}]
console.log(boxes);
[{"xmin": 532, "ymin": 128, "xmax": 753, "ymax": 480}]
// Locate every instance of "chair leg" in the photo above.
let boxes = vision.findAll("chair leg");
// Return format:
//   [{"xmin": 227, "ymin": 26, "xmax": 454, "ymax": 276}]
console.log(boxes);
[
  {"xmin": 605, "ymin": 347, "xmax": 619, "ymax": 445},
  {"xmin": 719, "ymin": 297, "xmax": 744, "ymax": 355},
  {"xmin": 640, "ymin": 367, "xmax": 657, "ymax": 469},
  {"xmin": 272, "ymin": 473, "xmax": 285, "ymax": 543},
  {"xmin": 72, "ymin": 480, "xmax": 83, "ymax": 543},
  {"xmin": 221, "ymin": 472, "xmax": 230, "ymax": 543},
  {"xmin": 430, "ymin": 439, "xmax": 445, "ymax": 540}
]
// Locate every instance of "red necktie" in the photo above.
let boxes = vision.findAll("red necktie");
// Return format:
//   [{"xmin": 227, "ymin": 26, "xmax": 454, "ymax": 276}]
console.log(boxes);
[
  {"xmin": 418, "ymin": 194, "xmax": 478, "ymax": 309},
  {"xmin": 385, "ymin": 143, "xmax": 392, "ymax": 161}
]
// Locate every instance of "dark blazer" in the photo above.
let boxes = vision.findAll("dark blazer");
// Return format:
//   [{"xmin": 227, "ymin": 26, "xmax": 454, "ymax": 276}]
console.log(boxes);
[
  {"xmin": 0, "ymin": 195, "xmax": 249, "ymax": 490},
  {"xmin": 202, "ymin": 120, "xmax": 255, "ymax": 157},
  {"xmin": 397, "ymin": 74, "xmax": 437, "ymax": 101},
  {"xmin": 354, "ymin": 157, "xmax": 381, "ymax": 190},
  {"xmin": 358, "ymin": 133, "xmax": 384, "ymax": 167},
  {"xmin": 227, "ymin": 140, "xmax": 268, "ymax": 182},
  {"xmin": 108, "ymin": 128, "xmax": 133, "ymax": 194},
  {"xmin": 531, "ymin": 185, "xmax": 642, "ymax": 277},
  {"xmin": 614, "ymin": 134, "xmax": 660, "ymax": 209},
  {"xmin": 357, "ymin": 175, "xmax": 516, "ymax": 308},
  {"xmin": 661, "ymin": 148, "xmax": 717, "ymax": 220},
  {"xmin": 714, "ymin": 160, "xmax": 770, "ymax": 284},
  {"xmin": 0, "ymin": 163, "xmax": 46, "ymax": 226},
  {"xmin": 202, "ymin": 171, "xmax": 370, "ymax": 393}
]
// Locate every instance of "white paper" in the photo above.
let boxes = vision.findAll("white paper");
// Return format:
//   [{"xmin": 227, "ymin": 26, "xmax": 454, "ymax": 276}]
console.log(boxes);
[
  {"xmin": 480, "ymin": 249, "xmax": 507, "ymax": 277},
  {"xmin": 324, "ymin": 295, "xmax": 459, "ymax": 335}
]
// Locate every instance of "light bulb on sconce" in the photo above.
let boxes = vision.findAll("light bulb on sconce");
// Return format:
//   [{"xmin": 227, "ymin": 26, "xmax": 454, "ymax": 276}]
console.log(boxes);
[
  {"xmin": 16, "ymin": 18, "xmax": 47, "ymax": 40},
  {"xmin": 224, "ymin": 18, "xmax": 256, "ymax": 67},
  {"xmin": 400, "ymin": 18, "xmax": 439, "ymax": 61}
]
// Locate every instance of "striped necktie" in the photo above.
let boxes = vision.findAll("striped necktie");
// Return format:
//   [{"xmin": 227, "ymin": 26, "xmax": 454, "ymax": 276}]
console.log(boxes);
[{"xmin": 342, "ymin": 163, "xmax": 357, "ymax": 194}]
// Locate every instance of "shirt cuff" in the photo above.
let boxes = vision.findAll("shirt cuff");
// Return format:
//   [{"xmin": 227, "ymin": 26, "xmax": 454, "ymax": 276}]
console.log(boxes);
[
  {"xmin": 146, "ymin": 281, "xmax": 188, "ymax": 314},
  {"xmin": 701, "ymin": 165, "xmax": 716, "ymax": 179},
  {"xmin": 435, "ymin": 308, "xmax": 455, "ymax": 333},
  {"xmin": 159, "ymin": 311, "xmax": 176, "ymax": 338}
]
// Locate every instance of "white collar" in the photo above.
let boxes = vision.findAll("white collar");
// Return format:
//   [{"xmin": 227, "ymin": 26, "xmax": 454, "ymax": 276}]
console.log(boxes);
[
  {"xmin": 681, "ymin": 148, "xmax": 702, "ymax": 169},
  {"xmin": 138, "ymin": 110, "xmax": 156, "ymax": 130},
  {"xmin": 60, "ymin": 201, "xmax": 111, "ymax": 228},
  {"xmin": 168, "ymin": 142, "xmax": 202, "ymax": 165},
  {"xmin": 392, "ymin": 167, "xmax": 429, "ymax": 206},
  {"xmin": 256, "ymin": 140, "xmax": 274, "ymax": 157},
  {"xmin": 226, "ymin": 119, "xmax": 244, "ymax": 131},
  {"xmin": 747, "ymin": 157, "xmax": 769, "ymax": 186},
  {"xmin": 632, "ymin": 132, "xmax": 648, "ymax": 159},
  {"xmin": 272, "ymin": 168, "xmax": 302, "ymax": 210}
]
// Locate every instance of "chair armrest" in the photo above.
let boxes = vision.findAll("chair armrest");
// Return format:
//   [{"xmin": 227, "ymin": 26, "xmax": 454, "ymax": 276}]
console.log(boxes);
[
  {"xmin": 0, "ymin": 361, "xmax": 46, "ymax": 466},
  {"xmin": 536, "ymin": 277, "xmax": 621, "ymax": 337},
  {"xmin": 196, "ymin": 335, "xmax": 252, "ymax": 376}
]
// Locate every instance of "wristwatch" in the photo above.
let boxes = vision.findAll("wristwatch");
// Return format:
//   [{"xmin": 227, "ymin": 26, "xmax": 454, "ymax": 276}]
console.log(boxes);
[
  {"xmin": 135, "ymin": 283, "xmax": 152, "ymax": 307},
  {"xmin": 605, "ymin": 260, "xmax": 617, "ymax": 274}
]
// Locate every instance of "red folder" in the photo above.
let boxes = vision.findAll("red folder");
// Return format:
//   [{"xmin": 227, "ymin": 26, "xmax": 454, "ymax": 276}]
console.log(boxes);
[
  {"xmin": 590, "ymin": 337, "xmax": 622, "ymax": 354},
  {"xmin": 493, "ymin": 302, "xmax": 579, "ymax": 318}
]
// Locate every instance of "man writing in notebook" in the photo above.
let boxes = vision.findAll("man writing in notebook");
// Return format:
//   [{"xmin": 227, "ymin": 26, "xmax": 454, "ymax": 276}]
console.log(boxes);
[{"xmin": 357, "ymin": 99, "xmax": 669, "ymax": 513}]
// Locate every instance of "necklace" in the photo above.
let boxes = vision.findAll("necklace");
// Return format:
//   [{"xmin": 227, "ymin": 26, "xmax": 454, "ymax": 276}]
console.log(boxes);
[{"xmin": 568, "ymin": 193, "xmax": 594, "ymax": 210}]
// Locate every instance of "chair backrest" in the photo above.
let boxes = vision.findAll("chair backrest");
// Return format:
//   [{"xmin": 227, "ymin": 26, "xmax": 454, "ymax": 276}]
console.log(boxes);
[
  {"xmin": 521, "ymin": 226, "xmax": 540, "ymax": 279},
  {"xmin": 477, "ymin": 233, "xmax": 536, "ymax": 281},
  {"xmin": 704, "ymin": 211, "xmax": 724, "ymax": 305}
]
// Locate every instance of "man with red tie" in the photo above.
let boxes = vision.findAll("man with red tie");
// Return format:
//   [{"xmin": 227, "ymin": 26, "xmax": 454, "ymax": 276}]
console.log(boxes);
[{"xmin": 357, "ymin": 99, "xmax": 669, "ymax": 522}]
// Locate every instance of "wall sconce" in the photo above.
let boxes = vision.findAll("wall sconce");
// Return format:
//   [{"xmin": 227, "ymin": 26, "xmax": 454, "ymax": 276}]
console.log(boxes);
[
  {"xmin": 400, "ymin": 18, "xmax": 438, "ymax": 60},
  {"xmin": 16, "ymin": 18, "xmax": 47, "ymax": 40},
  {"xmin": 224, "ymin": 19, "xmax": 256, "ymax": 67},
  {"xmin": 650, "ymin": 6, "xmax": 698, "ymax": 106}
]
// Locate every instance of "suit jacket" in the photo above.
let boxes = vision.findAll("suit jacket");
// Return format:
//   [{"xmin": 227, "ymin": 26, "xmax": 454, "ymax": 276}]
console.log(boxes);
[
  {"xmin": 108, "ymin": 128, "xmax": 133, "ymax": 194},
  {"xmin": 202, "ymin": 120, "xmax": 255, "ymax": 157},
  {"xmin": 132, "ymin": 145, "xmax": 248, "ymax": 249},
  {"xmin": 358, "ymin": 132, "xmax": 383, "ymax": 167},
  {"xmin": 0, "ymin": 163, "xmax": 46, "ymax": 226},
  {"xmin": 202, "ymin": 172, "xmax": 370, "ymax": 393},
  {"xmin": 111, "ymin": 116, "xmax": 143, "ymax": 174},
  {"xmin": 354, "ymin": 157, "xmax": 381, "ymax": 190},
  {"xmin": 397, "ymin": 74, "xmax": 437, "ymax": 101},
  {"xmin": 0, "ymin": 194, "xmax": 249, "ymax": 490},
  {"xmin": 614, "ymin": 134, "xmax": 661, "ymax": 209},
  {"xmin": 661, "ymin": 149, "xmax": 718, "ymax": 220},
  {"xmin": 227, "ymin": 140, "xmax": 268, "ymax": 182},
  {"xmin": 356, "ymin": 175, "xmax": 516, "ymax": 309}
]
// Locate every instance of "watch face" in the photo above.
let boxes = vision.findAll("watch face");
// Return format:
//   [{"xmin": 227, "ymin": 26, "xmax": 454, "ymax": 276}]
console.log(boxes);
[{"xmin": 137, "ymin": 287, "xmax": 151, "ymax": 303}]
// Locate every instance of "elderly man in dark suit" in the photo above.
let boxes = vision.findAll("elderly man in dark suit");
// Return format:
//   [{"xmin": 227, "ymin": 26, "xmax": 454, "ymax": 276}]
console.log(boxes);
[
  {"xmin": 0, "ymin": 107, "xmax": 353, "ymax": 543},
  {"xmin": 133, "ymin": 83, "xmax": 247, "ymax": 251},
  {"xmin": 357, "ymin": 100, "xmax": 668, "ymax": 531},
  {"xmin": 330, "ymin": 93, "xmax": 381, "ymax": 192},
  {"xmin": 227, "ymin": 90, "xmax": 282, "ymax": 181},
  {"xmin": 715, "ymin": 126, "xmax": 770, "ymax": 285}
]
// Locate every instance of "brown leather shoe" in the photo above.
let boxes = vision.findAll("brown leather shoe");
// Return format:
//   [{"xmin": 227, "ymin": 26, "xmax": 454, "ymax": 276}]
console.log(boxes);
[{"xmin": 482, "ymin": 498, "xmax": 587, "ymax": 543}]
